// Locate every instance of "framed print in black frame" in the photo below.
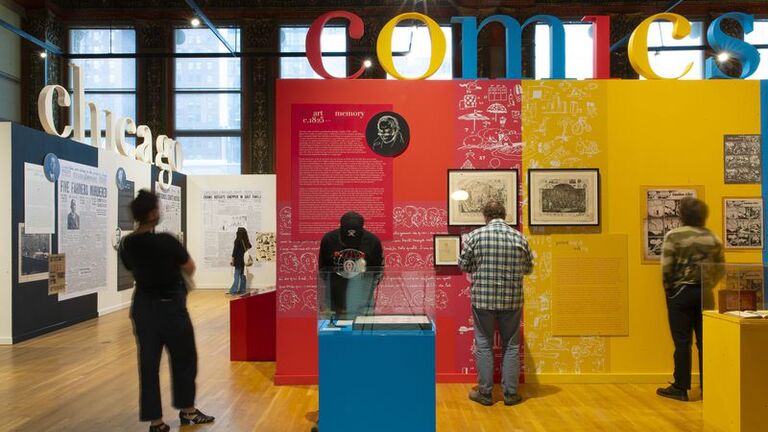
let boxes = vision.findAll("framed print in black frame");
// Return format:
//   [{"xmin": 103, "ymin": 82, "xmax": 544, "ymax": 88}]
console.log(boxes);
[
  {"xmin": 527, "ymin": 168, "xmax": 600, "ymax": 226},
  {"xmin": 433, "ymin": 234, "xmax": 461, "ymax": 266},
  {"xmin": 447, "ymin": 169, "xmax": 519, "ymax": 226}
]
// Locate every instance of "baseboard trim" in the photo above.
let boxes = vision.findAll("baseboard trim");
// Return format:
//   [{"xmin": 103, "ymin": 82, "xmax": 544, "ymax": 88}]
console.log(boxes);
[
  {"xmin": 13, "ymin": 312, "xmax": 99, "ymax": 343},
  {"xmin": 524, "ymin": 373, "xmax": 689, "ymax": 384},
  {"xmin": 0, "ymin": 336, "xmax": 12, "ymax": 345},
  {"xmin": 98, "ymin": 301, "xmax": 131, "ymax": 316},
  {"xmin": 274, "ymin": 374, "xmax": 318, "ymax": 385}
]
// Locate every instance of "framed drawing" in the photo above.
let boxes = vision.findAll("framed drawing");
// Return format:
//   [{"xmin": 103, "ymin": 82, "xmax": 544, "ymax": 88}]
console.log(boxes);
[
  {"xmin": 723, "ymin": 197, "xmax": 763, "ymax": 250},
  {"xmin": 527, "ymin": 169, "xmax": 600, "ymax": 226},
  {"xmin": 447, "ymin": 169, "xmax": 518, "ymax": 226},
  {"xmin": 433, "ymin": 234, "xmax": 461, "ymax": 266},
  {"xmin": 640, "ymin": 186, "xmax": 704, "ymax": 263},
  {"xmin": 724, "ymin": 134, "xmax": 761, "ymax": 184}
]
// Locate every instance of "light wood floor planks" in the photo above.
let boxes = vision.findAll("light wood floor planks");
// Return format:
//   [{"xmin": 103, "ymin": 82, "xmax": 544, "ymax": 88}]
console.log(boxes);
[{"xmin": 0, "ymin": 291, "xmax": 714, "ymax": 432}]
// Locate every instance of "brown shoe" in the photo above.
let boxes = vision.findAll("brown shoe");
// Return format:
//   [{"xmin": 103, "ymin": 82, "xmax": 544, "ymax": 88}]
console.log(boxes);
[
  {"xmin": 469, "ymin": 390, "xmax": 493, "ymax": 406},
  {"xmin": 504, "ymin": 393, "xmax": 523, "ymax": 406}
]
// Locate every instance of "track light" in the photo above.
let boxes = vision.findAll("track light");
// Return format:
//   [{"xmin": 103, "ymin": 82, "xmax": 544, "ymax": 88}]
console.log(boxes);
[
  {"xmin": 39, "ymin": 51, "xmax": 47, "ymax": 59},
  {"xmin": 363, "ymin": 59, "xmax": 372, "ymax": 68},
  {"xmin": 717, "ymin": 52, "xmax": 730, "ymax": 63},
  {"xmin": 191, "ymin": 17, "xmax": 201, "ymax": 27}
]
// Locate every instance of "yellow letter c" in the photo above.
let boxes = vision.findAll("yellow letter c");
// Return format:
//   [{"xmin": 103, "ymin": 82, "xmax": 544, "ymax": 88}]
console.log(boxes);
[{"xmin": 629, "ymin": 13, "xmax": 693, "ymax": 80}]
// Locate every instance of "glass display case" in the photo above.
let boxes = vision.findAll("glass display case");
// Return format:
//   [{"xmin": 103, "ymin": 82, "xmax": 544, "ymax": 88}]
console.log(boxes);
[
  {"xmin": 701, "ymin": 263, "xmax": 767, "ymax": 317},
  {"xmin": 317, "ymin": 267, "xmax": 436, "ymax": 331}
]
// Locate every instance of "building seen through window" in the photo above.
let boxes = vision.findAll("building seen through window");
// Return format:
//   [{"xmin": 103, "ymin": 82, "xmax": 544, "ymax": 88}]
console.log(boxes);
[{"xmin": 174, "ymin": 28, "xmax": 242, "ymax": 175}]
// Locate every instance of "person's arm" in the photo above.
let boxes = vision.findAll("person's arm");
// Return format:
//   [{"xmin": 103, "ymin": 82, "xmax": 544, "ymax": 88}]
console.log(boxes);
[
  {"xmin": 521, "ymin": 238, "xmax": 534, "ymax": 276},
  {"xmin": 182, "ymin": 256, "xmax": 196, "ymax": 276},
  {"xmin": 660, "ymin": 233, "xmax": 676, "ymax": 291},
  {"xmin": 458, "ymin": 234, "xmax": 477, "ymax": 273}
]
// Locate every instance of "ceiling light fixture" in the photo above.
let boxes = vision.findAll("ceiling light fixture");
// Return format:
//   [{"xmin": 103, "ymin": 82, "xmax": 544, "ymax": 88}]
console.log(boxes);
[{"xmin": 191, "ymin": 17, "xmax": 201, "ymax": 27}]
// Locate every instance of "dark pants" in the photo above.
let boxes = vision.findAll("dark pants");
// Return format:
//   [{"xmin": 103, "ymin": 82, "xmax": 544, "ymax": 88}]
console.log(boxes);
[
  {"xmin": 665, "ymin": 285, "xmax": 703, "ymax": 390},
  {"xmin": 131, "ymin": 292, "xmax": 198, "ymax": 421}
]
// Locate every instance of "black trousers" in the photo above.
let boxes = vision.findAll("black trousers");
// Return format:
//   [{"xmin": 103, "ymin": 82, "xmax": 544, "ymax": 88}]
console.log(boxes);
[
  {"xmin": 131, "ymin": 292, "xmax": 198, "ymax": 421},
  {"xmin": 665, "ymin": 286, "xmax": 703, "ymax": 390}
]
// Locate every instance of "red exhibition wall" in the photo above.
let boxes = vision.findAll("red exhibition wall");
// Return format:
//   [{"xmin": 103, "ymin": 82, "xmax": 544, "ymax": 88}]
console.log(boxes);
[{"xmin": 276, "ymin": 79, "xmax": 522, "ymax": 384}]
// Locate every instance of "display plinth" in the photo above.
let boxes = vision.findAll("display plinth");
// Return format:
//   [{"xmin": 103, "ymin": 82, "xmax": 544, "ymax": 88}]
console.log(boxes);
[
  {"xmin": 703, "ymin": 311, "xmax": 768, "ymax": 432},
  {"xmin": 229, "ymin": 289, "xmax": 276, "ymax": 361},
  {"xmin": 318, "ymin": 320, "xmax": 436, "ymax": 432}
]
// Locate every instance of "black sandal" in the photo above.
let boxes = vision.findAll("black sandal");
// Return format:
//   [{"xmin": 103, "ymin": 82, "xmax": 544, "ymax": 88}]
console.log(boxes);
[
  {"xmin": 148, "ymin": 423, "xmax": 170, "ymax": 432},
  {"xmin": 179, "ymin": 409, "xmax": 215, "ymax": 425}
]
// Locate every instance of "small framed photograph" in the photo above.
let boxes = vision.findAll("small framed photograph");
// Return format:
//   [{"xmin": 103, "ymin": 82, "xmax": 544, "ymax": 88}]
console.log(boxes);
[
  {"xmin": 723, "ymin": 197, "xmax": 763, "ymax": 250},
  {"xmin": 527, "ymin": 168, "xmax": 600, "ymax": 226},
  {"xmin": 433, "ymin": 234, "xmax": 461, "ymax": 266},
  {"xmin": 448, "ymin": 169, "xmax": 518, "ymax": 226}
]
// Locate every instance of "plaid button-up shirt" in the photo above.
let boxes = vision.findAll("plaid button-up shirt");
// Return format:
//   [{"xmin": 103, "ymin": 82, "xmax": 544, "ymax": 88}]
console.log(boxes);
[{"xmin": 458, "ymin": 219, "xmax": 533, "ymax": 311}]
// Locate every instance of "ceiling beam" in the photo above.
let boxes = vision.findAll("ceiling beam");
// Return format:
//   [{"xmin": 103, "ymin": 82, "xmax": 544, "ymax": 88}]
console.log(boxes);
[{"xmin": 184, "ymin": 0, "xmax": 237, "ymax": 56}]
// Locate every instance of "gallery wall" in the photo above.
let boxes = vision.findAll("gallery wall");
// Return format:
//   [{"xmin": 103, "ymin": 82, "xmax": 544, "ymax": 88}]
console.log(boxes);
[
  {"xmin": 275, "ymin": 79, "xmax": 764, "ymax": 385},
  {"xmin": 0, "ymin": 122, "xmax": 189, "ymax": 343},
  {"xmin": 186, "ymin": 174, "xmax": 276, "ymax": 290}
]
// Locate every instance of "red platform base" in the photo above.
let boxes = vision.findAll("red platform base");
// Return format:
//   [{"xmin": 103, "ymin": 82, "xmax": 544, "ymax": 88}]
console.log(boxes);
[{"xmin": 230, "ymin": 290, "xmax": 276, "ymax": 361}]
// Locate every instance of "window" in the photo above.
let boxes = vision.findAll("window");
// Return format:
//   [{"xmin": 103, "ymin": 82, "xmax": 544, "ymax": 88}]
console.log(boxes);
[
  {"xmin": 744, "ymin": 20, "xmax": 768, "ymax": 80},
  {"xmin": 535, "ymin": 23, "xmax": 594, "ymax": 80},
  {"xmin": 386, "ymin": 25, "xmax": 452, "ymax": 80},
  {"xmin": 69, "ymin": 29, "xmax": 136, "ymax": 144},
  {"xmin": 280, "ymin": 26, "xmax": 346, "ymax": 78},
  {"xmin": 642, "ymin": 21, "xmax": 705, "ymax": 80},
  {"xmin": 174, "ymin": 28, "xmax": 241, "ymax": 175}
]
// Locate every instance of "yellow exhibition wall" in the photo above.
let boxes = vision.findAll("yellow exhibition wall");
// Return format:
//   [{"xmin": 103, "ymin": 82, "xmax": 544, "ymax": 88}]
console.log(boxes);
[{"xmin": 522, "ymin": 80, "xmax": 762, "ymax": 382}]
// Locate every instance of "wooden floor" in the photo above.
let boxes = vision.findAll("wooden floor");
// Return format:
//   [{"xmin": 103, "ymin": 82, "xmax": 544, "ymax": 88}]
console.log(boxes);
[{"xmin": 0, "ymin": 291, "xmax": 714, "ymax": 432}]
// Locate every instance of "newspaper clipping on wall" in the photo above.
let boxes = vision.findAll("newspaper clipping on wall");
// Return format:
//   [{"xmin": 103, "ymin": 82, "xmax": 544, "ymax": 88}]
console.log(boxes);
[
  {"xmin": 57, "ymin": 160, "xmax": 108, "ymax": 299},
  {"xmin": 201, "ymin": 189, "xmax": 263, "ymax": 269},
  {"xmin": 156, "ymin": 182, "xmax": 182, "ymax": 236},
  {"xmin": 724, "ymin": 198, "xmax": 763, "ymax": 249},
  {"xmin": 24, "ymin": 163, "xmax": 55, "ymax": 234},
  {"xmin": 643, "ymin": 188, "xmax": 699, "ymax": 261},
  {"xmin": 48, "ymin": 253, "xmax": 65, "ymax": 295}
]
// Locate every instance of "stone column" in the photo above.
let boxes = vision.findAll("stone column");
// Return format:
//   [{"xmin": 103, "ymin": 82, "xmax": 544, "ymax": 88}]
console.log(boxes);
[
  {"xmin": 242, "ymin": 18, "xmax": 277, "ymax": 174},
  {"xmin": 24, "ymin": 8, "xmax": 64, "ymax": 130}
]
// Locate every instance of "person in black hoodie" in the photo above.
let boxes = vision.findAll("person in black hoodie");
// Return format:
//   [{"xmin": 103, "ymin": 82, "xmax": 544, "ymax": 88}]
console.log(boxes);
[
  {"xmin": 120, "ymin": 190, "xmax": 214, "ymax": 432},
  {"xmin": 228, "ymin": 227, "xmax": 251, "ymax": 295},
  {"xmin": 318, "ymin": 211, "xmax": 384, "ymax": 320}
]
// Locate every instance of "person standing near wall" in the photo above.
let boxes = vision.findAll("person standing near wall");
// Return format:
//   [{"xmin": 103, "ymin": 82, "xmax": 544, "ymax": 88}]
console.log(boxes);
[
  {"xmin": 459, "ymin": 201, "xmax": 533, "ymax": 407},
  {"xmin": 657, "ymin": 197, "xmax": 724, "ymax": 402},
  {"xmin": 229, "ymin": 227, "xmax": 252, "ymax": 295},
  {"xmin": 120, "ymin": 190, "xmax": 214, "ymax": 432}
]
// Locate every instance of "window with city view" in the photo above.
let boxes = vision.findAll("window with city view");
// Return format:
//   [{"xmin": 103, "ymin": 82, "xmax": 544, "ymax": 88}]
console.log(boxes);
[
  {"xmin": 385, "ymin": 25, "xmax": 452, "ymax": 80},
  {"xmin": 174, "ymin": 28, "xmax": 242, "ymax": 175},
  {"xmin": 69, "ymin": 28, "xmax": 136, "ymax": 145},
  {"xmin": 535, "ymin": 23, "xmax": 594, "ymax": 80},
  {"xmin": 279, "ymin": 26, "xmax": 347, "ymax": 79}
]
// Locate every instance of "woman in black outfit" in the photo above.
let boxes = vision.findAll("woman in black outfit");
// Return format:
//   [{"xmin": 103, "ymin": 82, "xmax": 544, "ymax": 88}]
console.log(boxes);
[
  {"xmin": 120, "ymin": 190, "xmax": 214, "ymax": 432},
  {"xmin": 228, "ymin": 227, "xmax": 251, "ymax": 295}
]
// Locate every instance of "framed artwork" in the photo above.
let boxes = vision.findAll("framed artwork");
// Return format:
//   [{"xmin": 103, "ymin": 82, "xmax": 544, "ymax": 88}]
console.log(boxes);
[
  {"xmin": 640, "ymin": 186, "xmax": 704, "ymax": 263},
  {"xmin": 724, "ymin": 134, "xmax": 761, "ymax": 184},
  {"xmin": 18, "ymin": 223, "xmax": 51, "ymax": 283},
  {"xmin": 723, "ymin": 197, "xmax": 763, "ymax": 250},
  {"xmin": 447, "ymin": 169, "xmax": 518, "ymax": 226},
  {"xmin": 527, "ymin": 168, "xmax": 600, "ymax": 226},
  {"xmin": 433, "ymin": 235, "xmax": 461, "ymax": 266}
]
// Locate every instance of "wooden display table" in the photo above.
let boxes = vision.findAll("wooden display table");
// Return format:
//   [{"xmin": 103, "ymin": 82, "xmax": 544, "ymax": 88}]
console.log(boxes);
[
  {"xmin": 229, "ymin": 289, "xmax": 276, "ymax": 361},
  {"xmin": 703, "ymin": 311, "xmax": 768, "ymax": 432}
]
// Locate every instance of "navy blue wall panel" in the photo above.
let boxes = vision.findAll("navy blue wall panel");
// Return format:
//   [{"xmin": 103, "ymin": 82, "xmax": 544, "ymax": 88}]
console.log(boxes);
[{"xmin": 11, "ymin": 123, "xmax": 99, "ymax": 342}]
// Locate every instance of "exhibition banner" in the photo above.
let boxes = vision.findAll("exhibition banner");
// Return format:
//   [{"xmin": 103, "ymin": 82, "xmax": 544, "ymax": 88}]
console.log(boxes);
[
  {"xmin": 290, "ymin": 104, "xmax": 394, "ymax": 241},
  {"xmin": 57, "ymin": 160, "xmax": 108, "ymax": 299}
]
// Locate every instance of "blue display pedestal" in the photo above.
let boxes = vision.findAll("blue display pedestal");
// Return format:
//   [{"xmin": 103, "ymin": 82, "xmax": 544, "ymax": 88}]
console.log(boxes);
[{"xmin": 318, "ymin": 320, "xmax": 436, "ymax": 432}]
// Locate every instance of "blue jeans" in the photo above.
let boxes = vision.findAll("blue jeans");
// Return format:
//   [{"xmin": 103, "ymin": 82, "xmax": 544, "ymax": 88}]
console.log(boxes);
[
  {"xmin": 472, "ymin": 306, "xmax": 522, "ymax": 396},
  {"xmin": 229, "ymin": 267, "xmax": 246, "ymax": 294}
]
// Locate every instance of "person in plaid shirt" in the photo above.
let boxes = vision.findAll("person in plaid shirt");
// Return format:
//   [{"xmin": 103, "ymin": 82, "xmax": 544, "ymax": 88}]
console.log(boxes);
[{"xmin": 459, "ymin": 201, "xmax": 533, "ymax": 407}]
